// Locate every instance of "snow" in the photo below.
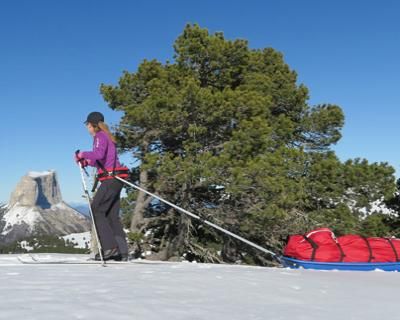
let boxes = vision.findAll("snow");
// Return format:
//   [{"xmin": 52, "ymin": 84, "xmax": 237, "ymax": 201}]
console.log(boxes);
[
  {"xmin": 1, "ymin": 205, "xmax": 44, "ymax": 235},
  {"xmin": 0, "ymin": 254, "xmax": 400, "ymax": 319},
  {"xmin": 28, "ymin": 170, "xmax": 55, "ymax": 178},
  {"xmin": 358, "ymin": 198, "xmax": 397, "ymax": 216},
  {"xmin": 52, "ymin": 202, "xmax": 85, "ymax": 218},
  {"xmin": 19, "ymin": 240, "xmax": 34, "ymax": 251},
  {"xmin": 1, "ymin": 201, "xmax": 88, "ymax": 236},
  {"xmin": 62, "ymin": 231, "xmax": 91, "ymax": 249},
  {"xmin": 344, "ymin": 192, "xmax": 397, "ymax": 217}
]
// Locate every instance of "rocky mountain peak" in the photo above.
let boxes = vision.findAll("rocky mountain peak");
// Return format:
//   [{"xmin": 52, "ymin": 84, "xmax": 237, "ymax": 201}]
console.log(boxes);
[
  {"xmin": 9, "ymin": 170, "xmax": 62, "ymax": 208},
  {"xmin": 1, "ymin": 171, "xmax": 90, "ymax": 244}
]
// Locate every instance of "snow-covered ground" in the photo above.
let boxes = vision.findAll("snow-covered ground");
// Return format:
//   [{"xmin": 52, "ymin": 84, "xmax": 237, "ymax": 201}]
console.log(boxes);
[{"xmin": 0, "ymin": 254, "xmax": 399, "ymax": 319}]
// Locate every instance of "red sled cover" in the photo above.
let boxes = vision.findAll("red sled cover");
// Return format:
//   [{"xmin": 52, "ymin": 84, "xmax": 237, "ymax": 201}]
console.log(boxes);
[
  {"xmin": 284, "ymin": 235, "xmax": 314, "ymax": 261},
  {"xmin": 368, "ymin": 238, "xmax": 397, "ymax": 263},
  {"xmin": 284, "ymin": 228, "xmax": 343, "ymax": 262},
  {"xmin": 284, "ymin": 228, "xmax": 400, "ymax": 263},
  {"xmin": 337, "ymin": 235, "xmax": 371, "ymax": 262}
]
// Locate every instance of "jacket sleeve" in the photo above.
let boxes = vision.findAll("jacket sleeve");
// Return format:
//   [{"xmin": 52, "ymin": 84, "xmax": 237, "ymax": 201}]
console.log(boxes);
[{"xmin": 81, "ymin": 133, "xmax": 108, "ymax": 166}]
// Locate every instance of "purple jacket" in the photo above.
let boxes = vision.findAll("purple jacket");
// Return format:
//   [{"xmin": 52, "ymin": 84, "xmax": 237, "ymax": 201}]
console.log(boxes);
[{"xmin": 81, "ymin": 131, "xmax": 121, "ymax": 171}]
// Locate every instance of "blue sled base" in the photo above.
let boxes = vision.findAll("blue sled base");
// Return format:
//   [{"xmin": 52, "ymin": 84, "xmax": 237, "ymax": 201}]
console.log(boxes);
[{"xmin": 281, "ymin": 256, "xmax": 400, "ymax": 272}]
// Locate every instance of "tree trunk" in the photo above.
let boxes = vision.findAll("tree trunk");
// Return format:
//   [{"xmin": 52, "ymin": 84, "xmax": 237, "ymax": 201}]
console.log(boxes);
[
  {"xmin": 165, "ymin": 185, "xmax": 192, "ymax": 260},
  {"xmin": 130, "ymin": 168, "xmax": 149, "ymax": 232},
  {"xmin": 166, "ymin": 214, "xmax": 191, "ymax": 259}
]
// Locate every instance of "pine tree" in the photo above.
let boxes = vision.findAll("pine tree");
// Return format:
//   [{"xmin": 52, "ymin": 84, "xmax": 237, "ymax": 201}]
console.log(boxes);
[{"xmin": 101, "ymin": 24, "xmax": 397, "ymax": 264}]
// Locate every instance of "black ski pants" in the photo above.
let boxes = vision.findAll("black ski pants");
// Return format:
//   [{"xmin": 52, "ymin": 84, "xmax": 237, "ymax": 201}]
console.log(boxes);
[{"xmin": 91, "ymin": 179, "xmax": 128, "ymax": 253}]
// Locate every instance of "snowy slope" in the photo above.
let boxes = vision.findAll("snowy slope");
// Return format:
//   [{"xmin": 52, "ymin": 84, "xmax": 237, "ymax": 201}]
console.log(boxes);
[
  {"xmin": 1, "ymin": 204, "xmax": 43, "ymax": 235},
  {"xmin": 1, "ymin": 202, "xmax": 87, "ymax": 235},
  {"xmin": 0, "ymin": 202, "xmax": 90, "ymax": 244},
  {"xmin": 0, "ymin": 170, "xmax": 90, "ymax": 243},
  {"xmin": 0, "ymin": 254, "xmax": 400, "ymax": 320}
]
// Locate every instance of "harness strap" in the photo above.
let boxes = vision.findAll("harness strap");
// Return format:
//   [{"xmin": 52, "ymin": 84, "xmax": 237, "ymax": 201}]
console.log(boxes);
[
  {"xmin": 385, "ymin": 238, "xmax": 399, "ymax": 262},
  {"xmin": 303, "ymin": 235, "xmax": 318, "ymax": 261},
  {"xmin": 91, "ymin": 176, "xmax": 99, "ymax": 193},
  {"xmin": 361, "ymin": 236, "xmax": 374, "ymax": 262},
  {"xmin": 97, "ymin": 169, "xmax": 129, "ymax": 180},
  {"xmin": 92, "ymin": 140, "xmax": 120, "ymax": 186},
  {"xmin": 336, "ymin": 241, "xmax": 346, "ymax": 262}
]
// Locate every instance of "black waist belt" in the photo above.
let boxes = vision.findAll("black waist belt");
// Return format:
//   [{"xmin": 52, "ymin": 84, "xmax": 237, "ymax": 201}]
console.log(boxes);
[{"xmin": 97, "ymin": 169, "xmax": 129, "ymax": 180}]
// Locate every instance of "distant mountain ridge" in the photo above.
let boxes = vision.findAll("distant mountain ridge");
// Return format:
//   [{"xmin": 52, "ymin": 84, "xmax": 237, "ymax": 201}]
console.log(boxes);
[{"xmin": 68, "ymin": 202, "xmax": 91, "ymax": 217}]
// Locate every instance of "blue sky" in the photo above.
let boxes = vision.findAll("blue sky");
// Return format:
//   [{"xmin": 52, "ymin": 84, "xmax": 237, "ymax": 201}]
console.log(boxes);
[{"xmin": 0, "ymin": 0, "xmax": 399, "ymax": 203}]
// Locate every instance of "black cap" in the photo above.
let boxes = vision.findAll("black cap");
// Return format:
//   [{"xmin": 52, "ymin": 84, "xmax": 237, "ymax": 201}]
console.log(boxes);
[{"xmin": 84, "ymin": 112, "xmax": 104, "ymax": 125}]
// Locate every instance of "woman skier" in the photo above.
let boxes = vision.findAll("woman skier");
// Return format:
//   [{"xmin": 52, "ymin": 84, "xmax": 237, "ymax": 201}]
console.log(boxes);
[{"xmin": 75, "ymin": 111, "xmax": 129, "ymax": 261}]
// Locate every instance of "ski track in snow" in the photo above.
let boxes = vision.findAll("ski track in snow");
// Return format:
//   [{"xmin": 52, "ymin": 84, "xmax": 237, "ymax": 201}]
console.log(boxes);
[{"xmin": 0, "ymin": 254, "xmax": 399, "ymax": 320}]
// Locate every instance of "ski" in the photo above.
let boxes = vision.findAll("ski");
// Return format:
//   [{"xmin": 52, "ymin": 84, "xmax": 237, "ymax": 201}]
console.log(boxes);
[
  {"xmin": 17, "ymin": 255, "xmax": 165, "ymax": 265},
  {"xmin": 17, "ymin": 256, "xmax": 124, "ymax": 265}
]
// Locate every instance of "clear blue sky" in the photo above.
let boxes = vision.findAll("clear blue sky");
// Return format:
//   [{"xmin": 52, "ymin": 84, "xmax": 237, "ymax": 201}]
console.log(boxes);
[{"xmin": 0, "ymin": 0, "xmax": 399, "ymax": 203}]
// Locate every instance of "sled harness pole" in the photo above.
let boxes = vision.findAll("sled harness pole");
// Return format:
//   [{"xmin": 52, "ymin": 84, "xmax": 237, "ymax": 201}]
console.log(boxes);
[
  {"xmin": 116, "ymin": 176, "xmax": 280, "ymax": 262},
  {"xmin": 76, "ymin": 151, "xmax": 106, "ymax": 266},
  {"xmin": 95, "ymin": 161, "xmax": 280, "ymax": 262}
]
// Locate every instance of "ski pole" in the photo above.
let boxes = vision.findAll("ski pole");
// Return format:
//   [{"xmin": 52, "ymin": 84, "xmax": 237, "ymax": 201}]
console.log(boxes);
[
  {"xmin": 109, "ymin": 173, "xmax": 281, "ymax": 262},
  {"xmin": 76, "ymin": 151, "xmax": 105, "ymax": 266}
]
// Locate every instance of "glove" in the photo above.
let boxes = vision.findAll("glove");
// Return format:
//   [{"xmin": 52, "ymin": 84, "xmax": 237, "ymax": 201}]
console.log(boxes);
[
  {"xmin": 74, "ymin": 152, "xmax": 89, "ymax": 168},
  {"xmin": 74, "ymin": 151, "xmax": 82, "ymax": 163},
  {"xmin": 79, "ymin": 158, "xmax": 89, "ymax": 168}
]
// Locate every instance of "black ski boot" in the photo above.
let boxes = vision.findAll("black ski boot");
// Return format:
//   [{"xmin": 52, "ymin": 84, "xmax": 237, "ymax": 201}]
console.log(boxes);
[
  {"xmin": 111, "ymin": 253, "xmax": 130, "ymax": 261},
  {"xmin": 94, "ymin": 248, "xmax": 119, "ymax": 261}
]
